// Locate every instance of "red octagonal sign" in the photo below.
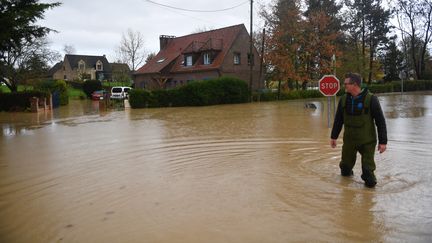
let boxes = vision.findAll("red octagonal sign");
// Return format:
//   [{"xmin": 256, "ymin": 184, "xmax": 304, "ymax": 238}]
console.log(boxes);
[{"xmin": 319, "ymin": 75, "xmax": 340, "ymax": 96}]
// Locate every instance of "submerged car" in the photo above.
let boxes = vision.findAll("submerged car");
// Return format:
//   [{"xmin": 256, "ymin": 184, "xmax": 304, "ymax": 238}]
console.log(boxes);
[
  {"xmin": 91, "ymin": 90, "xmax": 108, "ymax": 100},
  {"xmin": 110, "ymin": 86, "xmax": 132, "ymax": 99}
]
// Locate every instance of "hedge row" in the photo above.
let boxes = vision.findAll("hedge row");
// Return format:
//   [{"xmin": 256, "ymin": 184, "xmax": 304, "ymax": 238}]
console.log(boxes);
[
  {"xmin": 254, "ymin": 89, "xmax": 323, "ymax": 101},
  {"xmin": 253, "ymin": 80, "xmax": 432, "ymax": 102},
  {"xmin": 129, "ymin": 77, "xmax": 249, "ymax": 108},
  {"xmin": 82, "ymin": 80, "xmax": 103, "ymax": 98},
  {"xmin": 368, "ymin": 80, "xmax": 432, "ymax": 93},
  {"xmin": 35, "ymin": 80, "xmax": 69, "ymax": 105},
  {"xmin": 0, "ymin": 91, "xmax": 49, "ymax": 111}
]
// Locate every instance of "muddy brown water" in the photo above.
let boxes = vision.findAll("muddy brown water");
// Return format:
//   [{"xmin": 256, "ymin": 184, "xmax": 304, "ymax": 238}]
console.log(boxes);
[{"xmin": 1, "ymin": 92, "xmax": 431, "ymax": 242}]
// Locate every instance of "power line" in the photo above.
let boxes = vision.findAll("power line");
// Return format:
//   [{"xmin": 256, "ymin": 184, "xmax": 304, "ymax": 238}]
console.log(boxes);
[
  {"xmin": 143, "ymin": 0, "xmax": 219, "ymax": 25},
  {"xmin": 143, "ymin": 0, "xmax": 249, "ymax": 13}
]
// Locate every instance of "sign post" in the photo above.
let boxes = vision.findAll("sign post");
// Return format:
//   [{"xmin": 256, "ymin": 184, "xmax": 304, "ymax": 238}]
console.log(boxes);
[{"xmin": 319, "ymin": 75, "xmax": 340, "ymax": 128}]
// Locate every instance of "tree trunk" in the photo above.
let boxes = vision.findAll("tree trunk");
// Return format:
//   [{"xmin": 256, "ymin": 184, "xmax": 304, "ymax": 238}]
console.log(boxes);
[
  {"xmin": 1, "ymin": 77, "xmax": 18, "ymax": 92},
  {"xmin": 368, "ymin": 35, "xmax": 374, "ymax": 84}
]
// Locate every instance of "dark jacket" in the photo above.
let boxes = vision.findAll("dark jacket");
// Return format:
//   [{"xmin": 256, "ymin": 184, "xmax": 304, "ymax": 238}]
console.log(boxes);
[{"xmin": 331, "ymin": 89, "xmax": 388, "ymax": 144}]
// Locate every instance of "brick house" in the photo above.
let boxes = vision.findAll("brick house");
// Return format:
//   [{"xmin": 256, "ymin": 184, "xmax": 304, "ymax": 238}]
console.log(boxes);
[
  {"xmin": 134, "ymin": 24, "xmax": 262, "ymax": 90},
  {"xmin": 51, "ymin": 54, "xmax": 112, "ymax": 81}
]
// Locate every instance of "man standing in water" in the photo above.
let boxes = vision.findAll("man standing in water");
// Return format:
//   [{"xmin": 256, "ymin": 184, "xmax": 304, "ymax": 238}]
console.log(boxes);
[{"xmin": 330, "ymin": 73, "xmax": 387, "ymax": 188}]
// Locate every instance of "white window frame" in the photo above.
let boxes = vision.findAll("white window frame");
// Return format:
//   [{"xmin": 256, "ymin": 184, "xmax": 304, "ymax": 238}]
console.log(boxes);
[
  {"xmin": 203, "ymin": 53, "xmax": 211, "ymax": 65},
  {"xmin": 234, "ymin": 53, "xmax": 241, "ymax": 65},
  {"xmin": 96, "ymin": 60, "xmax": 103, "ymax": 71},
  {"xmin": 186, "ymin": 55, "xmax": 193, "ymax": 66},
  {"xmin": 78, "ymin": 60, "xmax": 85, "ymax": 70}
]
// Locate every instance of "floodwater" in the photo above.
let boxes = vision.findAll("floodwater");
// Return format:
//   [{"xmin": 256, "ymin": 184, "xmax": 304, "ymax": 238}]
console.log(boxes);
[{"xmin": 0, "ymin": 92, "xmax": 431, "ymax": 242}]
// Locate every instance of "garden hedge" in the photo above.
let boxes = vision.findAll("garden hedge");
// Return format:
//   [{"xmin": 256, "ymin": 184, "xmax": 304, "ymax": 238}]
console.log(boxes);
[
  {"xmin": 0, "ymin": 91, "xmax": 49, "ymax": 111},
  {"xmin": 129, "ymin": 76, "xmax": 249, "ymax": 108}
]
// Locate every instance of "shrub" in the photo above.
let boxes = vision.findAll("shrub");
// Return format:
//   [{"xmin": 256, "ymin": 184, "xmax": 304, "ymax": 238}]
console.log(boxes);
[
  {"xmin": 129, "ymin": 76, "xmax": 250, "ymax": 108},
  {"xmin": 253, "ymin": 89, "xmax": 321, "ymax": 101},
  {"xmin": 82, "ymin": 80, "xmax": 102, "ymax": 98},
  {"xmin": 66, "ymin": 80, "xmax": 83, "ymax": 89},
  {"xmin": 0, "ymin": 91, "xmax": 49, "ymax": 111},
  {"xmin": 35, "ymin": 80, "xmax": 69, "ymax": 105},
  {"xmin": 128, "ymin": 89, "xmax": 153, "ymax": 108},
  {"xmin": 367, "ymin": 80, "xmax": 432, "ymax": 93}
]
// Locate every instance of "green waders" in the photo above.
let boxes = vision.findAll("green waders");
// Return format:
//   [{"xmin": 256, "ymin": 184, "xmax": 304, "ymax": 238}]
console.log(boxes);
[{"xmin": 341, "ymin": 92, "xmax": 377, "ymax": 186}]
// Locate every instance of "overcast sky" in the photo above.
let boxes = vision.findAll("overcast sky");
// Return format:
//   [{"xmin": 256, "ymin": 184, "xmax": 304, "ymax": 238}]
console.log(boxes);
[{"xmin": 38, "ymin": 0, "xmax": 272, "ymax": 65}]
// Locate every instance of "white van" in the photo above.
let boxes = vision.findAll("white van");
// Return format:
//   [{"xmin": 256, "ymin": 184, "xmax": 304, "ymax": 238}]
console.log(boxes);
[{"xmin": 110, "ymin": 86, "xmax": 132, "ymax": 99}]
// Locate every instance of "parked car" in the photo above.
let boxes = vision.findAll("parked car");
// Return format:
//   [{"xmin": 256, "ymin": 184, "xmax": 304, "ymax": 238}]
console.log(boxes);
[
  {"xmin": 91, "ymin": 90, "xmax": 108, "ymax": 100},
  {"xmin": 110, "ymin": 86, "xmax": 132, "ymax": 100}
]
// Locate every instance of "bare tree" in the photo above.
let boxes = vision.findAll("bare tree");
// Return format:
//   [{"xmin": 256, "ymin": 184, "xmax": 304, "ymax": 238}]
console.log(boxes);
[
  {"xmin": 63, "ymin": 44, "xmax": 76, "ymax": 54},
  {"xmin": 115, "ymin": 29, "xmax": 147, "ymax": 71},
  {"xmin": 392, "ymin": 0, "xmax": 432, "ymax": 79},
  {"xmin": 191, "ymin": 26, "xmax": 214, "ymax": 34},
  {"xmin": 2, "ymin": 37, "xmax": 60, "ymax": 90},
  {"xmin": 145, "ymin": 52, "xmax": 156, "ymax": 63}
]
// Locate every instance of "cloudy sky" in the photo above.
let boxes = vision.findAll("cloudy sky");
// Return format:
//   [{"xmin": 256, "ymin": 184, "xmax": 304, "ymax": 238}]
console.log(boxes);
[{"xmin": 38, "ymin": 0, "xmax": 272, "ymax": 65}]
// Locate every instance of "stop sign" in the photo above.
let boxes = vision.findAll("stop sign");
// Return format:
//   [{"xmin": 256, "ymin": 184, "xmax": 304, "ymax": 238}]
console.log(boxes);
[{"xmin": 319, "ymin": 75, "xmax": 340, "ymax": 96}]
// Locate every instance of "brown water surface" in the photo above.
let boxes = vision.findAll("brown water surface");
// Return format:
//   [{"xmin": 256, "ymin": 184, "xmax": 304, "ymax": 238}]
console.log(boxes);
[{"xmin": 1, "ymin": 92, "xmax": 431, "ymax": 242}]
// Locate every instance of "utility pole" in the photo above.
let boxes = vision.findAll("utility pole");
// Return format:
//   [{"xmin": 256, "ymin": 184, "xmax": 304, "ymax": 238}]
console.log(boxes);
[
  {"xmin": 249, "ymin": 0, "xmax": 253, "ymax": 101},
  {"xmin": 259, "ymin": 25, "xmax": 266, "ymax": 90},
  {"xmin": 332, "ymin": 53, "xmax": 337, "ymax": 118}
]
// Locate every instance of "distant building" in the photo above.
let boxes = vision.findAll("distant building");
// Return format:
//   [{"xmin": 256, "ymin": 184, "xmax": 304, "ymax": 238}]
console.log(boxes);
[
  {"xmin": 51, "ymin": 54, "xmax": 114, "ymax": 81},
  {"xmin": 134, "ymin": 24, "xmax": 262, "ymax": 90}
]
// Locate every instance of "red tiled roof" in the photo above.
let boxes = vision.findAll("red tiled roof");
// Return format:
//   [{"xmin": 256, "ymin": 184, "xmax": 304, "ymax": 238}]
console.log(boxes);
[{"xmin": 135, "ymin": 24, "xmax": 246, "ymax": 75}]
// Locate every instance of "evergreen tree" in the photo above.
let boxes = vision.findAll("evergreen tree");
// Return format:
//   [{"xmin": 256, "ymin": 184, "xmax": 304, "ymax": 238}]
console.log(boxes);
[
  {"xmin": 0, "ymin": 0, "xmax": 60, "ymax": 92},
  {"xmin": 380, "ymin": 38, "xmax": 404, "ymax": 82},
  {"xmin": 344, "ymin": 0, "xmax": 391, "ymax": 83}
]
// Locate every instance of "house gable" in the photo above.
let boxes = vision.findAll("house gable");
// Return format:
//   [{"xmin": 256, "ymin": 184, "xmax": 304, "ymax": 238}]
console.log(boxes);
[
  {"xmin": 50, "ymin": 54, "xmax": 118, "ymax": 81},
  {"xmin": 134, "ymin": 24, "xmax": 262, "ymax": 90}
]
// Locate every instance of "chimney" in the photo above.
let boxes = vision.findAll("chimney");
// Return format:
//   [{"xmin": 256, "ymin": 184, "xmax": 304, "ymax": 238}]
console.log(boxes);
[{"xmin": 159, "ymin": 35, "xmax": 176, "ymax": 50}]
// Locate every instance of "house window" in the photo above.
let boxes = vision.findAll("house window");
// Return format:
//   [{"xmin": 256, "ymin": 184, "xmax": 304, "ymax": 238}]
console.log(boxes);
[
  {"xmin": 185, "ymin": 55, "xmax": 193, "ymax": 66},
  {"xmin": 96, "ymin": 60, "xmax": 103, "ymax": 71},
  {"xmin": 234, "ymin": 53, "xmax": 241, "ymax": 65},
  {"xmin": 203, "ymin": 52, "xmax": 211, "ymax": 65},
  {"xmin": 78, "ymin": 60, "xmax": 85, "ymax": 70},
  {"xmin": 248, "ymin": 53, "xmax": 254, "ymax": 66}
]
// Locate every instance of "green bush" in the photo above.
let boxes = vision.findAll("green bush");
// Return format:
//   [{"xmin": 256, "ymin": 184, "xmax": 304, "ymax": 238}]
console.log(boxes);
[
  {"xmin": 253, "ymin": 89, "xmax": 322, "ymax": 101},
  {"xmin": 0, "ymin": 91, "xmax": 49, "ymax": 111},
  {"xmin": 367, "ymin": 80, "xmax": 432, "ymax": 93},
  {"xmin": 129, "ymin": 76, "xmax": 249, "ymax": 108},
  {"xmin": 66, "ymin": 80, "xmax": 83, "ymax": 89},
  {"xmin": 35, "ymin": 80, "xmax": 69, "ymax": 105},
  {"xmin": 82, "ymin": 80, "xmax": 102, "ymax": 98},
  {"xmin": 128, "ymin": 89, "xmax": 153, "ymax": 108}
]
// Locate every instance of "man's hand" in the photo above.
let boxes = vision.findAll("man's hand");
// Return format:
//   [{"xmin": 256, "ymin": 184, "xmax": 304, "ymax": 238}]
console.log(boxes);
[
  {"xmin": 378, "ymin": 144, "xmax": 387, "ymax": 153},
  {"xmin": 330, "ymin": 139, "xmax": 337, "ymax": 148}
]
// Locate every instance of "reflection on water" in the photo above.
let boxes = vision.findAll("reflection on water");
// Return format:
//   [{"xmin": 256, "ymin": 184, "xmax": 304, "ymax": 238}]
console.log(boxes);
[
  {"xmin": 0, "ymin": 92, "xmax": 431, "ymax": 242},
  {"xmin": 380, "ymin": 91, "xmax": 432, "ymax": 118}
]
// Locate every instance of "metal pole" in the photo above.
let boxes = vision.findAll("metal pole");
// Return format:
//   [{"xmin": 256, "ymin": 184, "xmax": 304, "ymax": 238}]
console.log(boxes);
[
  {"xmin": 249, "ymin": 0, "xmax": 253, "ymax": 101},
  {"xmin": 401, "ymin": 77, "xmax": 404, "ymax": 95},
  {"xmin": 259, "ymin": 25, "xmax": 266, "ymax": 90},
  {"xmin": 327, "ymin": 96, "xmax": 331, "ymax": 128},
  {"xmin": 332, "ymin": 54, "xmax": 337, "ymax": 120}
]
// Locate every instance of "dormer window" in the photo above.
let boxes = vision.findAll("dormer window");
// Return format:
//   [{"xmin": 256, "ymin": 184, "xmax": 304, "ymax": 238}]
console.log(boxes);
[
  {"xmin": 78, "ymin": 60, "xmax": 85, "ymax": 71},
  {"xmin": 96, "ymin": 60, "xmax": 103, "ymax": 71},
  {"xmin": 185, "ymin": 55, "xmax": 193, "ymax": 66},
  {"xmin": 203, "ymin": 52, "xmax": 211, "ymax": 65}
]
